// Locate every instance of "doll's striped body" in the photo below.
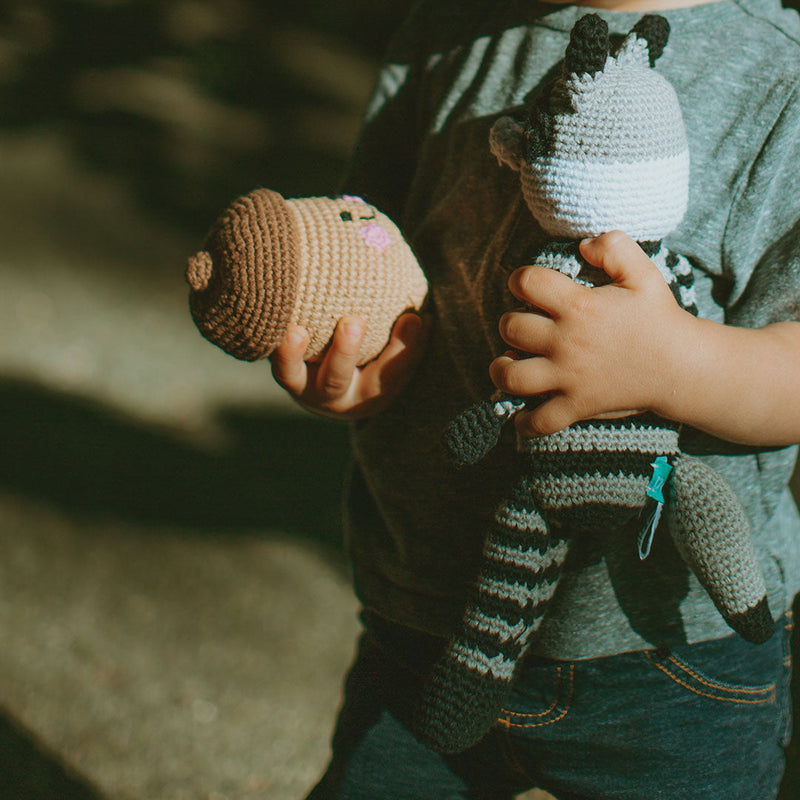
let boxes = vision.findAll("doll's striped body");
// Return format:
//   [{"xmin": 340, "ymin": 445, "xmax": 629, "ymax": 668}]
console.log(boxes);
[
  {"xmin": 414, "ymin": 14, "xmax": 772, "ymax": 756},
  {"xmin": 416, "ymin": 245, "xmax": 689, "ymax": 752},
  {"xmin": 537, "ymin": 239, "xmax": 697, "ymax": 312},
  {"xmin": 455, "ymin": 414, "xmax": 681, "ymax": 665},
  {"xmin": 415, "ymin": 243, "xmax": 771, "ymax": 754},
  {"xmin": 459, "ymin": 241, "xmax": 696, "ymax": 683}
]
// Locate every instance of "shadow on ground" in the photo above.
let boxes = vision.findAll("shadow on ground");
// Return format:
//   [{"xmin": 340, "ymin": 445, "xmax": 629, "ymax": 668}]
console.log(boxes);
[
  {"xmin": 0, "ymin": 376, "xmax": 352, "ymax": 562},
  {"xmin": 0, "ymin": 376, "xmax": 355, "ymax": 800},
  {"xmin": 0, "ymin": 713, "xmax": 104, "ymax": 800}
]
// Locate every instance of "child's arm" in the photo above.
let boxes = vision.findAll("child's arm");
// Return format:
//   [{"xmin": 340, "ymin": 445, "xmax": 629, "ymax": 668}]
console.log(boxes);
[
  {"xmin": 491, "ymin": 230, "xmax": 800, "ymax": 447},
  {"xmin": 270, "ymin": 312, "xmax": 428, "ymax": 419}
]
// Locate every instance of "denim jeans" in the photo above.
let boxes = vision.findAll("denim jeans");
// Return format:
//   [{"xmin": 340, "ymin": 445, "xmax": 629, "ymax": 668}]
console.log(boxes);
[{"xmin": 307, "ymin": 611, "xmax": 793, "ymax": 800}]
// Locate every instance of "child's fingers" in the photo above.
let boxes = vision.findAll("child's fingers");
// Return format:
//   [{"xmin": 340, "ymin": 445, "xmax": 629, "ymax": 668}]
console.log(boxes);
[
  {"xmin": 366, "ymin": 313, "xmax": 429, "ymax": 388},
  {"xmin": 579, "ymin": 230, "xmax": 655, "ymax": 287},
  {"xmin": 515, "ymin": 398, "xmax": 639, "ymax": 439},
  {"xmin": 498, "ymin": 309, "xmax": 554, "ymax": 353},
  {"xmin": 377, "ymin": 313, "xmax": 427, "ymax": 363},
  {"xmin": 489, "ymin": 352, "xmax": 558, "ymax": 398},
  {"xmin": 507, "ymin": 265, "xmax": 584, "ymax": 317},
  {"xmin": 270, "ymin": 324, "xmax": 310, "ymax": 395},
  {"xmin": 314, "ymin": 316, "xmax": 365, "ymax": 398},
  {"xmin": 515, "ymin": 394, "xmax": 581, "ymax": 438}
]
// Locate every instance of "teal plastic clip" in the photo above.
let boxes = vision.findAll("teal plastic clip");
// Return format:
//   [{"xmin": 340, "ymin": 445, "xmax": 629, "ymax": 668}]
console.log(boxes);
[
  {"xmin": 646, "ymin": 456, "xmax": 673, "ymax": 504},
  {"xmin": 637, "ymin": 456, "xmax": 674, "ymax": 560}
]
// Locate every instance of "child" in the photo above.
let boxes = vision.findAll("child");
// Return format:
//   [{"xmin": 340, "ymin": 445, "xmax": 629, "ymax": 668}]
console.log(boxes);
[{"xmin": 271, "ymin": 0, "xmax": 800, "ymax": 797}]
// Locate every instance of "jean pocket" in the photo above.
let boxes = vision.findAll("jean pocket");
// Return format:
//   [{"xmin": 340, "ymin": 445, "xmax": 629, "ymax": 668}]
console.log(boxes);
[
  {"xmin": 643, "ymin": 616, "xmax": 795, "ymax": 710},
  {"xmin": 497, "ymin": 662, "xmax": 574, "ymax": 732},
  {"xmin": 643, "ymin": 647, "xmax": 778, "ymax": 705}
]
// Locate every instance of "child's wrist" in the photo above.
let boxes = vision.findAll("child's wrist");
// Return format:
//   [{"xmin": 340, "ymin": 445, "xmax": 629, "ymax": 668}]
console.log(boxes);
[{"xmin": 648, "ymin": 311, "xmax": 708, "ymax": 424}]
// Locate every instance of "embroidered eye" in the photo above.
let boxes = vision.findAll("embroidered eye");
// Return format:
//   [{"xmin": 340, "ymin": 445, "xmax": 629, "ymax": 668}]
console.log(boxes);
[{"xmin": 339, "ymin": 211, "xmax": 353, "ymax": 221}]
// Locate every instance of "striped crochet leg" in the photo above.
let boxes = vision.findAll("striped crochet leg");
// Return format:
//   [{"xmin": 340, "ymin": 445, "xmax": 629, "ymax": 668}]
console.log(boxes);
[
  {"xmin": 414, "ymin": 481, "xmax": 569, "ymax": 753},
  {"xmin": 668, "ymin": 455, "xmax": 774, "ymax": 643}
]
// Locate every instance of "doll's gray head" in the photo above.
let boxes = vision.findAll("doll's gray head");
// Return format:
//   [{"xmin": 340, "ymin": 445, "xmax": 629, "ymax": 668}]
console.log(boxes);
[{"xmin": 490, "ymin": 14, "xmax": 689, "ymax": 241}]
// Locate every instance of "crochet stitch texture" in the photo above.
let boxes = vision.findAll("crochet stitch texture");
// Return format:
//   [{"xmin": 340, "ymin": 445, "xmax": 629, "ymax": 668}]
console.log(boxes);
[
  {"xmin": 187, "ymin": 190, "xmax": 428, "ymax": 364},
  {"xmin": 413, "ymin": 13, "xmax": 773, "ymax": 755}
]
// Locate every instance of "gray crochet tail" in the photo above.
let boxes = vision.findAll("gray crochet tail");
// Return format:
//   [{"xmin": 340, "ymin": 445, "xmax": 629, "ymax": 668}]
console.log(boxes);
[
  {"xmin": 668, "ymin": 454, "xmax": 774, "ymax": 644},
  {"xmin": 413, "ymin": 482, "xmax": 569, "ymax": 753}
]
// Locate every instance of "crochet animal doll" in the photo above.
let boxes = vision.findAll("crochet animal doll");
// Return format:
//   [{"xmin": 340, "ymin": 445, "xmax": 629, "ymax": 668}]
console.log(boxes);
[
  {"xmin": 186, "ymin": 190, "xmax": 428, "ymax": 364},
  {"xmin": 413, "ymin": 13, "xmax": 774, "ymax": 755}
]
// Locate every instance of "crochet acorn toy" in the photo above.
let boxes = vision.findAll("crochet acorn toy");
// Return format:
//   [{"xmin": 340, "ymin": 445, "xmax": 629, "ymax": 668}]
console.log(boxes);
[
  {"xmin": 413, "ymin": 13, "xmax": 774, "ymax": 755},
  {"xmin": 186, "ymin": 190, "xmax": 428, "ymax": 364}
]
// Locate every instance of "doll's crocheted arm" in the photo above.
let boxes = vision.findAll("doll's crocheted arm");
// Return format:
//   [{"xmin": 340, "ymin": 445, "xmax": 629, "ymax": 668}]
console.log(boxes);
[
  {"xmin": 668, "ymin": 454, "xmax": 773, "ymax": 643},
  {"xmin": 414, "ymin": 474, "xmax": 570, "ymax": 753},
  {"xmin": 442, "ymin": 394, "xmax": 530, "ymax": 466}
]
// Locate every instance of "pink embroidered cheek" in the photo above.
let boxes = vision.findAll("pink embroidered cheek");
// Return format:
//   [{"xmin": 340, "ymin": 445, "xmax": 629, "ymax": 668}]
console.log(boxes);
[{"xmin": 359, "ymin": 222, "xmax": 392, "ymax": 253}]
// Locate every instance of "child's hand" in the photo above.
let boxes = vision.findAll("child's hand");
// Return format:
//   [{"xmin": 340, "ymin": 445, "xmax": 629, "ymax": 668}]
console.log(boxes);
[
  {"xmin": 490, "ymin": 231, "xmax": 693, "ymax": 437},
  {"xmin": 270, "ymin": 312, "xmax": 428, "ymax": 419}
]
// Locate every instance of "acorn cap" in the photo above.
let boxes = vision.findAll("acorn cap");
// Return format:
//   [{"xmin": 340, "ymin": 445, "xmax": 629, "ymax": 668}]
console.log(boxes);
[{"xmin": 186, "ymin": 188, "xmax": 298, "ymax": 361}]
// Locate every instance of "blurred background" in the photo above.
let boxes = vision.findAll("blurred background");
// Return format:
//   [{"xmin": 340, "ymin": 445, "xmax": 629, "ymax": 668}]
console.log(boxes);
[
  {"xmin": 0, "ymin": 1, "xmax": 798, "ymax": 799},
  {"xmin": 0, "ymin": 1, "xmax": 413, "ymax": 798}
]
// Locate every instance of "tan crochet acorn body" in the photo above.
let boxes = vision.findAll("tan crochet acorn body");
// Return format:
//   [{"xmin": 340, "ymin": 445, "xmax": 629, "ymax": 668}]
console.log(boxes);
[{"xmin": 187, "ymin": 189, "xmax": 428, "ymax": 364}]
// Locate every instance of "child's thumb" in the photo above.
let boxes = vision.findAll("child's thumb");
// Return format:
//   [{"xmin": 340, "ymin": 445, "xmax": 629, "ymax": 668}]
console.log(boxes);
[{"xmin": 579, "ymin": 230, "xmax": 653, "ymax": 287}]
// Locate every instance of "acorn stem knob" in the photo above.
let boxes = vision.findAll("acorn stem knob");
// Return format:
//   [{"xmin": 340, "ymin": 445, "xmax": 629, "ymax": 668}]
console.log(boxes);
[{"xmin": 186, "ymin": 251, "xmax": 213, "ymax": 292}]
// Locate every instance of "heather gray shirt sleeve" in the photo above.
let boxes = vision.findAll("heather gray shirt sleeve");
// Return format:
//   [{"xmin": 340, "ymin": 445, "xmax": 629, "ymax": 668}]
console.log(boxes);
[{"xmin": 725, "ymin": 83, "xmax": 800, "ymax": 328}]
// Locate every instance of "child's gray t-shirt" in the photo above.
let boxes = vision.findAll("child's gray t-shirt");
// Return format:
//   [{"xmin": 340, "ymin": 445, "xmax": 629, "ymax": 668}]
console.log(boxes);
[{"xmin": 342, "ymin": 0, "xmax": 800, "ymax": 658}]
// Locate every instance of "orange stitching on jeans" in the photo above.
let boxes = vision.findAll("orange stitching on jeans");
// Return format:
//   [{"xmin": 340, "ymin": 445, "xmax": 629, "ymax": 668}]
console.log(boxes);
[
  {"xmin": 498, "ymin": 665, "xmax": 574, "ymax": 729},
  {"xmin": 666, "ymin": 655, "xmax": 776, "ymax": 696},
  {"xmin": 784, "ymin": 612, "xmax": 793, "ymax": 666},
  {"xmin": 499, "ymin": 666, "xmax": 562, "ymax": 720},
  {"xmin": 645, "ymin": 652, "xmax": 776, "ymax": 704}
]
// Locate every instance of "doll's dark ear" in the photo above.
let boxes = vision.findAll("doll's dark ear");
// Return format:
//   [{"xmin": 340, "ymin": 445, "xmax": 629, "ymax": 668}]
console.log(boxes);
[
  {"xmin": 524, "ymin": 103, "xmax": 554, "ymax": 160},
  {"xmin": 631, "ymin": 14, "xmax": 670, "ymax": 66},
  {"xmin": 565, "ymin": 14, "xmax": 610, "ymax": 77}
]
